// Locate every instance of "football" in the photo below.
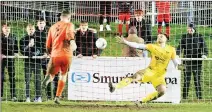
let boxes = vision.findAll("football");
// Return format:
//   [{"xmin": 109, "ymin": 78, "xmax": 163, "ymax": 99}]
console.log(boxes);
[{"xmin": 95, "ymin": 38, "xmax": 107, "ymax": 49}]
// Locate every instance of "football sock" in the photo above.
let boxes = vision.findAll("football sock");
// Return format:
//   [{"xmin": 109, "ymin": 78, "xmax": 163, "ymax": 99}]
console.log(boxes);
[
  {"xmin": 142, "ymin": 91, "xmax": 159, "ymax": 103},
  {"xmin": 43, "ymin": 75, "xmax": 51, "ymax": 86},
  {"xmin": 118, "ymin": 24, "xmax": 123, "ymax": 35},
  {"xmin": 126, "ymin": 24, "xmax": 129, "ymax": 33},
  {"xmin": 115, "ymin": 78, "xmax": 133, "ymax": 89},
  {"xmin": 158, "ymin": 25, "xmax": 162, "ymax": 34},
  {"xmin": 165, "ymin": 25, "xmax": 170, "ymax": 38},
  {"xmin": 56, "ymin": 80, "xmax": 65, "ymax": 97}
]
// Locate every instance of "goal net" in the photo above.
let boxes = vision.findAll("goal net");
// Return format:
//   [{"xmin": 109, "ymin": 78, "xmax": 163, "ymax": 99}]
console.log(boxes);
[{"xmin": 0, "ymin": 1, "xmax": 211, "ymax": 104}]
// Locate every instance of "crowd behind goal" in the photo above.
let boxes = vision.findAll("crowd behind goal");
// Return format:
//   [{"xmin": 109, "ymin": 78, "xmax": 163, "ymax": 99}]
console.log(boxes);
[{"xmin": 0, "ymin": 1, "xmax": 212, "ymax": 103}]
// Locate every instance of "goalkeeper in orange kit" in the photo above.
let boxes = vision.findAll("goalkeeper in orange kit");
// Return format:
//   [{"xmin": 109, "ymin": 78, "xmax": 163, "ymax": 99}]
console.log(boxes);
[
  {"xmin": 42, "ymin": 10, "xmax": 77, "ymax": 104},
  {"xmin": 109, "ymin": 32, "xmax": 180, "ymax": 104}
]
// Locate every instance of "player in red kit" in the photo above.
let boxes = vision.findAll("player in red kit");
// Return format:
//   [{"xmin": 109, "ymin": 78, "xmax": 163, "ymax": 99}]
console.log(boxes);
[
  {"xmin": 117, "ymin": 1, "xmax": 133, "ymax": 37},
  {"xmin": 156, "ymin": 1, "xmax": 171, "ymax": 39}
]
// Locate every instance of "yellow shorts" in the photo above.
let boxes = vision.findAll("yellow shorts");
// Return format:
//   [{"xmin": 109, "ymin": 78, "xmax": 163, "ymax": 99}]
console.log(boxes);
[{"xmin": 136, "ymin": 68, "xmax": 166, "ymax": 88}]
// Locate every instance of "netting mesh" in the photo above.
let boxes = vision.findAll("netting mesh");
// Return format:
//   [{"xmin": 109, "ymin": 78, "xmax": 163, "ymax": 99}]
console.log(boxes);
[{"xmin": 0, "ymin": 1, "xmax": 212, "ymax": 103}]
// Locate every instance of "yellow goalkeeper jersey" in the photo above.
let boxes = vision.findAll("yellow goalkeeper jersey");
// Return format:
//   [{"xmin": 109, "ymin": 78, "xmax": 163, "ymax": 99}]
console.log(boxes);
[{"xmin": 146, "ymin": 44, "xmax": 176, "ymax": 72}]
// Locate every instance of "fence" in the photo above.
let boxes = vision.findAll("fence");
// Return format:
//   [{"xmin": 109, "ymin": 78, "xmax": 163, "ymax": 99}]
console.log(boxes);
[{"xmin": 0, "ymin": 1, "xmax": 212, "ymax": 103}]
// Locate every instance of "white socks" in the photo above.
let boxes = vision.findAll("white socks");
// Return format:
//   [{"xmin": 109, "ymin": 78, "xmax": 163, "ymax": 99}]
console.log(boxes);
[
  {"xmin": 106, "ymin": 25, "xmax": 111, "ymax": 31},
  {"xmin": 100, "ymin": 25, "xmax": 104, "ymax": 31},
  {"xmin": 100, "ymin": 25, "xmax": 111, "ymax": 31}
]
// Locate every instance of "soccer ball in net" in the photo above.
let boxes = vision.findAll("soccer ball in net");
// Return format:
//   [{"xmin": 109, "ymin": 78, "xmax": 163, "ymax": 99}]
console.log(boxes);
[{"xmin": 95, "ymin": 38, "xmax": 107, "ymax": 49}]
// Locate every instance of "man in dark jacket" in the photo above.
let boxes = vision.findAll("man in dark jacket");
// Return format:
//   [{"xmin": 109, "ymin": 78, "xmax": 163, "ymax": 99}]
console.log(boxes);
[
  {"xmin": 35, "ymin": 18, "xmax": 58, "ymax": 100},
  {"xmin": 35, "ymin": 19, "xmax": 58, "ymax": 100},
  {"xmin": 177, "ymin": 23, "xmax": 208, "ymax": 99},
  {"xmin": 75, "ymin": 21, "xmax": 101, "ymax": 58},
  {"xmin": 1, "ymin": 23, "xmax": 19, "ymax": 101},
  {"xmin": 20, "ymin": 24, "xmax": 43, "ymax": 102},
  {"xmin": 129, "ymin": 10, "xmax": 152, "ymax": 43}
]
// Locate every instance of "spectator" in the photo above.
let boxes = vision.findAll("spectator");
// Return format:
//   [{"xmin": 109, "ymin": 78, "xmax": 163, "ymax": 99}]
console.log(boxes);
[
  {"xmin": 75, "ymin": 21, "xmax": 101, "ymax": 58},
  {"xmin": 35, "ymin": 10, "xmax": 51, "ymax": 27},
  {"xmin": 156, "ymin": 1, "xmax": 171, "ymax": 38},
  {"xmin": 177, "ymin": 23, "xmax": 208, "ymax": 99},
  {"xmin": 129, "ymin": 10, "xmax": 152, "ymax": 43},
  {"xmin": 117, "ymin": 1, "xmax": 133, "ymax": 36},
  {"xmin": 99, "ymin": 1, "xmax": 112, "ymax": 31},
  {"xmin": 122, "ymin": 26, "xmax": 144, "ymax": 57},
  {"xmin": 1, "ymin": 23, "xmax": 19, "ymax": 101},
  {"xmin": 34, "ymin": 18, "xmax": 58, "ymax": 100},
  {"xmin": 20, "ymin": 24, "xmax": 43, "ymax": 102}
]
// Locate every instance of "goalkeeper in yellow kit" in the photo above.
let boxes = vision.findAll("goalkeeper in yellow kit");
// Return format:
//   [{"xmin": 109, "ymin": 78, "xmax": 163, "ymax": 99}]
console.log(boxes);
[{"xmin": 109, "ymin": 33, "xmax": 180, "ymax": 104}]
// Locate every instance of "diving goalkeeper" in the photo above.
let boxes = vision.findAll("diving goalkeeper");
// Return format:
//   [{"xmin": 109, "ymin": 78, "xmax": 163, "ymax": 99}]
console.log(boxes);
[{"xmin": 109, "ymin": 32, "xmax": 180, "ymax": 104}]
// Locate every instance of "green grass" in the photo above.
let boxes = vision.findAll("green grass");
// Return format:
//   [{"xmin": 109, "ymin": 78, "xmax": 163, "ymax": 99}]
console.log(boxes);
[
  {"xmin": 1, "ymin": 102, "xmax": 212, "ymax": 112},
  {"xmin": 1, "ymin": 21, "xmax": 212, "ymax": 111}
]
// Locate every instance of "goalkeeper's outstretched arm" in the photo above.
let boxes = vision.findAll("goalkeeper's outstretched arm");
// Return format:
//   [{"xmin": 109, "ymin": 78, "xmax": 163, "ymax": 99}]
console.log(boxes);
[
  {"xmin": 172, "ymin": 58, "xmax": 181, "ymax": 69},
  {"xmin": 171, "ymin": 48, "xmax": 181, "ymax": 69},
  {"xmin": 117, "ymin": 36, "xmax": 146, "ymax": 49}
]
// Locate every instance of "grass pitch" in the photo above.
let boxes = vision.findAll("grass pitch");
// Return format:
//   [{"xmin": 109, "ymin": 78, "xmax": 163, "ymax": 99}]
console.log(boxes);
[{"xmin": 1, "ymin": 101, "xmax": 212, "ymax": 112}]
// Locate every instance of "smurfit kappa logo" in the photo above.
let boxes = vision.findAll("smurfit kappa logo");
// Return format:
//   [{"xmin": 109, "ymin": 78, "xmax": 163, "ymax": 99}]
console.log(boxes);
[{"xmin": 71, "ymin": 72, "xmax": 91, "ymax": 83}]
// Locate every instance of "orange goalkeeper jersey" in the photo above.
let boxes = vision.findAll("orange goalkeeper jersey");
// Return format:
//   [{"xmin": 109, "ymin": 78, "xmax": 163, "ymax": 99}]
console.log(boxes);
[{"xmin": 46, "ymin": 21, "xmax": 75, "ymax": 57}]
